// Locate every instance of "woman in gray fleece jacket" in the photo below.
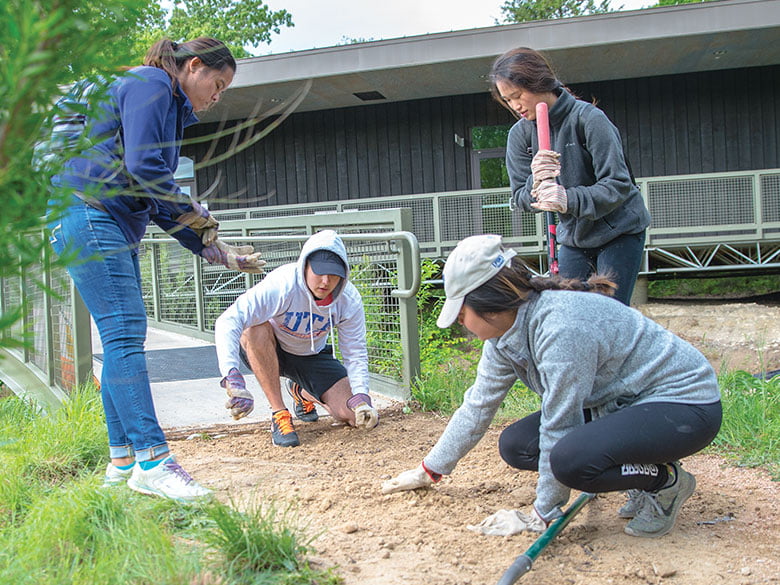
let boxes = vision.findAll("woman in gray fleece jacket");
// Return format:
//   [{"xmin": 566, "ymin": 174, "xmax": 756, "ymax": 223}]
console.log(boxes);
[
  {"xmin": 492, "ymin": 47, "xmax": 651, "ymax": 305},
  {"xmin": 383, "ymin": 235, "xmax": 721, "ymax": 539}
]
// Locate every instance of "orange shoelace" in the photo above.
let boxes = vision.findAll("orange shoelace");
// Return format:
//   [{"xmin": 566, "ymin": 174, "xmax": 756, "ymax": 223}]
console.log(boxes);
[
  {"xmin": 273, "ymin": 410, "xmax": 296, "ymax": 435},
  {"xmin": 290, "ymin": 384, "xmax": 316, "ymax": 413}
]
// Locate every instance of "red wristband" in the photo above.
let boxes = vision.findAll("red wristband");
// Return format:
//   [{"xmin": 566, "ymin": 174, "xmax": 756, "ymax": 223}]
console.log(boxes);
[{"xmin": 421, "ymin": 460, "xmax": 442, "ymax": 483}]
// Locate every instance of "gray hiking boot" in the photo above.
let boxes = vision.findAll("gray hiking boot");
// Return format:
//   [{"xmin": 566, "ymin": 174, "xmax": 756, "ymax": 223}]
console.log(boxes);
[
  {"xmin": 624, "ymin": 462, "xmax": 696, "ymax": 538},
  {"xmin": 618, "ymin": 489, "xmax": 643, "ymax": 519}
]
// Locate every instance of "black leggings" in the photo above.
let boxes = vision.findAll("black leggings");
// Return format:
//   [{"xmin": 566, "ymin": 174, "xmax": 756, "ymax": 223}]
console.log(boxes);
[{"xmin": 498, "ymin": 401, "xmax": 722, "ymax": 493}]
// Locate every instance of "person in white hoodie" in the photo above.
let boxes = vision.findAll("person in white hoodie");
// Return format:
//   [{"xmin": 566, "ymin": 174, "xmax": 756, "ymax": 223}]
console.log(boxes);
[{"xmin": 214, "ymin": 230, "xmax": 379, "ymax": 446}]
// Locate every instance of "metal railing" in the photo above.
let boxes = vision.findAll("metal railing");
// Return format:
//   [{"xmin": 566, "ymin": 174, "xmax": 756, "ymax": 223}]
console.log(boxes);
[
  {"xmin": 4, "ymin": 168, "xmax": 780, "ymax": 410},
  {"xmin": 0, "ymin": 209, "xmax": 421, "ymax": 408},
  {"xmin": 210, "ymin": 167, "xmax": 780, "ymax": 275}
]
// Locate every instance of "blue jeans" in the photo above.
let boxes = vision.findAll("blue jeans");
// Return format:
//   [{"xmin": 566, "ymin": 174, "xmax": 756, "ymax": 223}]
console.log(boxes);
[
  {"xmin": 48, "ymin": 197, "xmax": 168, "ymax": 462},
  {"xmin": 558, "ymin": 231, "xmax": 646, "ymax": 305}
]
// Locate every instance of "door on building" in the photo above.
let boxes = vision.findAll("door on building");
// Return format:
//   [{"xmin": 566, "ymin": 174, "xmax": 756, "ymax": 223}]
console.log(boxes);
[{"xmin": 469, "ymin": 125, "xmax": 518, "ymax": 237}]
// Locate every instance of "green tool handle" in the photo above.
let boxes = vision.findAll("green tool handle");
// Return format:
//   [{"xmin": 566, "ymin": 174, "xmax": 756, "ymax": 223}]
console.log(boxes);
[{"xmin": 495, "ymin": 492, "xmax": 595, "ymax": 585}]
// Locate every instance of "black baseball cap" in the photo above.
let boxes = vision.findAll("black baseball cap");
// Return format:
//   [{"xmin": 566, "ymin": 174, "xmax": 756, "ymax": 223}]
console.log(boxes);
[{"xmin": 308, "ymin": 250, "xmax": 346, "ymax": 278}]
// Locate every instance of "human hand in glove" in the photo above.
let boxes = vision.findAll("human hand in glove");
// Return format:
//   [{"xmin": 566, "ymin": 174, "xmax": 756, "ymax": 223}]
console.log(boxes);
[
  {"xmin": 466, "ymin": 507, "xmax": 547, "ymax": 536},
  {"xmin": 531, "ymin": 179, "xmax": 568, "ymax": 213},
  {"xmin": 220, "ymin": 367, "xmax": 254, "ymax": 420},
  {"xmin": 175, "ymin": 199, "xmax": 219, "ymax": 246},
  {"xmin": 346, "ymin": 393, "xmax": 379, "ymax": 429},
  {"xmin": 201, "ymin": 240, "xmax": 267, "ymax": 274},
  {"xmin": 531, "ymin": 149, "xmax": 561, "ymax": 189},
  {"xmin": 381, "ymin": 462, "xmax": 442, "ymax": 494}
]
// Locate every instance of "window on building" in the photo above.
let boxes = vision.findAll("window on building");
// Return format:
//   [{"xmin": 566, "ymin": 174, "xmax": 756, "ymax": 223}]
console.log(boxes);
[{"xmin": 174, "ymin": 156, "xmax": 196, "ymax": 198}]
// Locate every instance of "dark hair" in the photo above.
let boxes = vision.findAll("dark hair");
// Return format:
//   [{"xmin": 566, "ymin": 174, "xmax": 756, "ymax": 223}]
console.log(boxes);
[
  {"xmin": 489, "ymin": 47, "xmax": 571, "ymax": 114},
  {"xmin": 143, "ymin": 37, "xmax": 236, "ymax": 89},
  {"xmin": 464, "ymin": 256, "xmax": 617, "ymax": 316}
]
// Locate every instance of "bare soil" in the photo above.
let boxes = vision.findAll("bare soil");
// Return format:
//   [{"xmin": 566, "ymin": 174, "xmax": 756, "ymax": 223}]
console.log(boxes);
[{"xmin": 171, "ymin": 300, "xmax": 780, "ymax": 585}]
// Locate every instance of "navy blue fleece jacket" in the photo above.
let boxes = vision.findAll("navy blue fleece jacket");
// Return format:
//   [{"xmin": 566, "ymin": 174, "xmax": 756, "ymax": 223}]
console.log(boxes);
[{"xmin": 56, "ymin": 66, "xmax": 203, "ymax": 252}]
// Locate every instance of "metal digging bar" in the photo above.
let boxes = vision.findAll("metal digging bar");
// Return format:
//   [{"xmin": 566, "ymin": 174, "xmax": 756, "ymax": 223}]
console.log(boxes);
[{"xmin": 495, "ymin": 492, "xmax": 596, "ymax": 585}]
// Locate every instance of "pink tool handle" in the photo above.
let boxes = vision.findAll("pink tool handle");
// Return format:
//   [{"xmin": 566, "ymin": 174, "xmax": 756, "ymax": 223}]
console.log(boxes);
[{"xmin": 535, "ymin": 102, "xmax": 550, "ymax": 150}]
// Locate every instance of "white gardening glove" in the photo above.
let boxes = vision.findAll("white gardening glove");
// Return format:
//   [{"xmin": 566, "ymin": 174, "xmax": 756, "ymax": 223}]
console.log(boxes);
[
  {"xmin": 466, "ymin": 507, "xmax": 547, "ymax": 536},
  {"xmin": 219, "ymin": 367, "xmax": 254, "ymax": 420},
  {"xmin": 531, "ymin": 179, "xmax": 568, "ymax": 213},
  {"xmin": 346, "ymin": 393, "xmax": 379, "ymax": 429},
  {"xmin": 201, "ymin": 239, "xmax": 267, "ymax": 274},
  {"xmin": 175, "ymin": 198, "xmax": 219, "ymax": 246},
  {"xmin": 530, "ymin": 149, "xmax": 561, "ymax": 190},
  {"xmin": 381, "ymin": 462, "xmax": 441, "ymax": 494}
]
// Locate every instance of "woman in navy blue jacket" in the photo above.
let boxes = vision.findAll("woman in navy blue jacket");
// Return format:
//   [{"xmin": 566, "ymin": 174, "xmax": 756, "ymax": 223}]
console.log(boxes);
[
  {"xmin": 49, "ymin": 38, "xmax": 259, "ymax": 502},
  {"xmin": 491, "ymin": 47, "xmax": 650, "ymax": 305}
]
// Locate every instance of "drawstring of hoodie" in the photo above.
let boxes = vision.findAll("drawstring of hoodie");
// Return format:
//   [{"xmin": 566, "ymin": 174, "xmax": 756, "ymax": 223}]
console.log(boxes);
[
  {"xmin": 307, "ymin": 295, "xmax": 337, "ymax": 357},
  {"xmin": 328, "ymin": 306, "xmax": 336, "ymax": 358},
  {"xmin": 308, "ymin": 295, "xmax": 316, "ymax": 352}
]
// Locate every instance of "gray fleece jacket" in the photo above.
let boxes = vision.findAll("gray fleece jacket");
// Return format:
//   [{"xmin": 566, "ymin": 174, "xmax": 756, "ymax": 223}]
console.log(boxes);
[
  {"xmin": 423, "ymin": 290, "xmax": 719, "ymax": 520},
  {"xmin": 507, "ymin": 90, "xmax": 650, "ymax": 248}
]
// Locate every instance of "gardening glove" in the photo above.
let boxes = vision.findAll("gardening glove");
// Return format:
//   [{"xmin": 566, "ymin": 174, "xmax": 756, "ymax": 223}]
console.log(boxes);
[
  {"xmin": 175, "ymin": 198, "xmax": 219, "ymax": 246},
  {"xmin": 531, "ymin": 179, "xmax": 568, "ymax": 213},
  {"xmin": 381, "ymin": 462, "xmax": 441, "ymax": 494},
  {"xmin": 346, "ymin": 393, "xmax": 379, "ymax": 429},
  {"xmin": 220, "ymin": 367, "xmax": 254, "ymax": 420},
  {"xmin": 201, "ymin": 239, "xmax": 267, "ymax": 274},
  {"xmin": 531, "ymin": 149, "xmax": 561, "ymax": 189},
  {"xmin": 466, "ymin": 507, "xmax": 546, "ymax": 536}
]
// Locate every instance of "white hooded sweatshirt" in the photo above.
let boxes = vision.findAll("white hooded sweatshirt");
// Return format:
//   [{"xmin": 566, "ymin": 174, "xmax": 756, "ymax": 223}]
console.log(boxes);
[{"xmin": 214, "ymin": 230, "xmax": 370, "ymax": 394}]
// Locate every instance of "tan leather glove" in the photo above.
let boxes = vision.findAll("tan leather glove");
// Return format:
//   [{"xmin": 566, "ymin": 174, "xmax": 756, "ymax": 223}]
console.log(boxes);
[
  {"xmin": 531, "ymin": 180, "xmax": 568, "ymax": 213},
  {"xmin": 530, "ymin": 149, "xmax": 561, "ymax": 190},
  {"xmin": 175, "ymin": 199, "xmax": 219, "ymax": 246},
  {"xmin": 201, "ymin": 240, "xmax": 267, "ymax": 274}
]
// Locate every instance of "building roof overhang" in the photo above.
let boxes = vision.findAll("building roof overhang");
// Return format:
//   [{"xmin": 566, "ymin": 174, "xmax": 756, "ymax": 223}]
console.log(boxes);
[{"xmin": 200, "ymin": 0, "xmax": 780, "ymax": 122}]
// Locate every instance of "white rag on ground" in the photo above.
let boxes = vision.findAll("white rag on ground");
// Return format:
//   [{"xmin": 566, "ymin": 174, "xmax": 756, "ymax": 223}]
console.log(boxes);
[{"xmin": 467, "ymin": 509, "xmax": 545, "ymax": 536}]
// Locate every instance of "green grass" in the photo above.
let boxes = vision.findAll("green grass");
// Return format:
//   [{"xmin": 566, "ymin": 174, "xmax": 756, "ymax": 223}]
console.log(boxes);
[
  {"xmin": 712, "ymin": 370, "xmax": 780, "ymax": 479},
  {"xmin": 648, "ymin": 274, "xmax": 780, "ymax": 299},
  {"xmin": 0, "ymin": 384, "xmax": 341, "ymax": 585}
]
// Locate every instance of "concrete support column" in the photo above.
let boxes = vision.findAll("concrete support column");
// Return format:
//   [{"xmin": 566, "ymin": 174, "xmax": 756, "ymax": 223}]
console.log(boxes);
[{"xmin": 630, "ymin": 276, "xmax": 649, "ymax": 306}]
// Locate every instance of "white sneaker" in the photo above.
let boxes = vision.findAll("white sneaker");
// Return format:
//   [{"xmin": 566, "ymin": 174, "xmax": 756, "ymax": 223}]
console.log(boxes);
[
  {"xmin": 127, "ymin": 455, "xmax": 211, "ymax": 503},
  {"xmin": 102, "ymin": 462, "xmax": 133, "ymax": 487}
]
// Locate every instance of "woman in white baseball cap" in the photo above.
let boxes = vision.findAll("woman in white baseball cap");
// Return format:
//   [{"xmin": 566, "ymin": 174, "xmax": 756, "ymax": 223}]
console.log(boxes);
[{"xmin": 383, "ymin": 234, "xmax": 722, "ymax": 539}]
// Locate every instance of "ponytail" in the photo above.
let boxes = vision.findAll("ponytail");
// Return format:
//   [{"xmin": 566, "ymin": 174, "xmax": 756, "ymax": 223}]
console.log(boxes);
[
  {"xmin": 463, "ymin": 256, "xmax": 616, "ymax": 315},
  {"xmin": 143, "ymin": 37, "xmax": 236, "ymax": 89}
]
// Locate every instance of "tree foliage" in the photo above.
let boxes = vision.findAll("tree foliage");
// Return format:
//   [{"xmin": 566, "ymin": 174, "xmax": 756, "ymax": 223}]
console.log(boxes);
[
  {"xmin": 499, "ymin": 0, "xmax": 617, "ymax": 23},
  {"xmin": 132, "ymin": 0, "xmax": 293, "ymax": 60},
  {"xmin": 0, "ymin": 0, "xmax": 148, "ymax": 347}
]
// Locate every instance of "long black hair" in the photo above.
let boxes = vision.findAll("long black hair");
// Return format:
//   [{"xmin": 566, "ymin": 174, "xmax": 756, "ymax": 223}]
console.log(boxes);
[{"xmin": 464, "ymin": 256, "xmax": 616, "ymax": 316}]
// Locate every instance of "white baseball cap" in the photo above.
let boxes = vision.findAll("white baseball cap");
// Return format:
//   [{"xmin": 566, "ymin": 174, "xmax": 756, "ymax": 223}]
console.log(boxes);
[{"xmin": 436, "ymin": 234, "xmax": 517, "ymax": 328}]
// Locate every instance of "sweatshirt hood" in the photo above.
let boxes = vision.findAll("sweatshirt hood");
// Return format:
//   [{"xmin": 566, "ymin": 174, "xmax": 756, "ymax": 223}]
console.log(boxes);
[{"xmin": 296, "ymin": 229, "xmax": 350, "ymax": 303}]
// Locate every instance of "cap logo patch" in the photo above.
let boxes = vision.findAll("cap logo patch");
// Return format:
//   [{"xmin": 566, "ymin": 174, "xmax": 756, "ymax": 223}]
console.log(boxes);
[{"xmin": 491, "ymin": 255, "xmax": 505, "ymax": 269}]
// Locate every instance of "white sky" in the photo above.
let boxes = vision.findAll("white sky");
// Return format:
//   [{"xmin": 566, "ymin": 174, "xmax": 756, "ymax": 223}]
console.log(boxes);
[{"xmin": 260, "ymin": 0, "xmax": 653, "ymax": 55}]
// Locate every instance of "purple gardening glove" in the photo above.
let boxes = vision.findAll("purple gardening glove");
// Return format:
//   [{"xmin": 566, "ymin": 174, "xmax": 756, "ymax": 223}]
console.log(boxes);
[
  {"xmin": 201, "ymin": 239, "xmax": 267, "ymax": 274},
  {"xmin": 175, "ymin": 198, "xmax": 219, "ymax": 246},
  {"xmin": 346, "ymin": 393, "xmax": 379, "ymax": 429},
  {"xmin": 220, "ymin": 367, "xmax": 254, "ymax": 420}
]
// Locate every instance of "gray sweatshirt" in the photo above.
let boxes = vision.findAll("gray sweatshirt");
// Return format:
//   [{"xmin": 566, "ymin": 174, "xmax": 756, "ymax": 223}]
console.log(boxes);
[
  {"xmin": 424, "ymin": 290, "xmax": 719, "ymax": 519},
  {"xmin": 507, "ymin": 90, "xmax": 651, "ymax": 248}
]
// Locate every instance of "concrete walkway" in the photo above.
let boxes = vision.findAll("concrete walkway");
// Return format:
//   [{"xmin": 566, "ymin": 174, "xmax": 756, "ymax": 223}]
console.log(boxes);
[{"xmin": 91, "ymin": 323, "xmax": 398, "ymax": 433}]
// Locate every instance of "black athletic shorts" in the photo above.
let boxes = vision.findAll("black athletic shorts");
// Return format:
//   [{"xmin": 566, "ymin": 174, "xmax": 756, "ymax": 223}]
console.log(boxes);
[{"xmin": 239, "ymin": 344, "xmax": 347, "ymax": 401}]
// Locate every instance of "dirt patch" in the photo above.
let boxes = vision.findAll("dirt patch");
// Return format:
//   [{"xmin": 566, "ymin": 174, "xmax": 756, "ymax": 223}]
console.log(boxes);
[{"xmin": 170, "ymin": 300, "xmax": 780, "ymax": 585}]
